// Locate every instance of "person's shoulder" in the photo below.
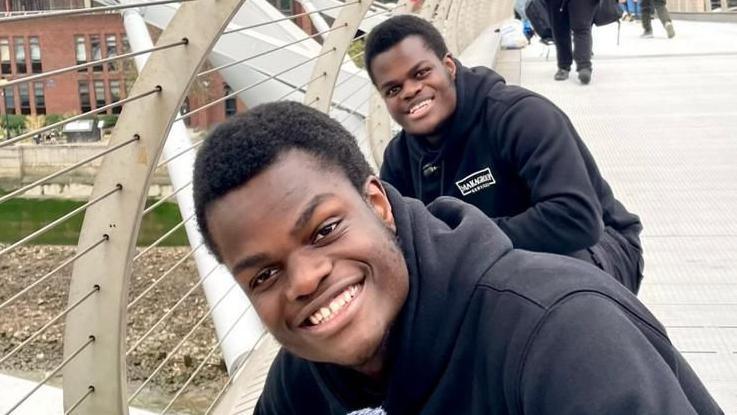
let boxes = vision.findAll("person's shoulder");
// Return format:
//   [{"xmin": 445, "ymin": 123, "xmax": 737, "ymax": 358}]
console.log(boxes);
[
  {"xmin": 475, "ymin": 76, "xmax": 555, "ymax": 119},
  {"xmin": 381, "ymin": 130, "xmax": 409, "ymax": 166},
  {"xmin": 258, "ymin": 348, "xmax": 325, "ymax": 413},
  {"xmin": 478, "ymin": 250, "xmax": 647, "ymax": 315}
]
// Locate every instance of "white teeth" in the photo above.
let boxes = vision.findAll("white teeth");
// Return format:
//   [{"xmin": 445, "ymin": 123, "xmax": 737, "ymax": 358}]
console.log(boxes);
[
  {"xmin": 410, "ymin": 99, "xmax": 431, "ymax": 114},
  {"xmin": 307, "ymin": 284, "xmax": 360, "ymax": 327}
]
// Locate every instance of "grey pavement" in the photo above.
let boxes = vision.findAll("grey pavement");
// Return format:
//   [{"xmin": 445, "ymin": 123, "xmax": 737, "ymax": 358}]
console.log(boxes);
[{"xmin": 520, "ymin": 18, "xmax": 737, "ymax": 414}]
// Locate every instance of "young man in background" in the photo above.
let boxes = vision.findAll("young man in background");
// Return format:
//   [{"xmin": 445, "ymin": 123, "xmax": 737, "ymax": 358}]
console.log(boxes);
[{"xmin": 368, "ymin": 15, "xmax": 644, "ymax": 293}]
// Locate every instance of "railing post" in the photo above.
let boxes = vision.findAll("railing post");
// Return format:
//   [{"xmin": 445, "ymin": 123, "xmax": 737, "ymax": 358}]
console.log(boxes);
[{"xmin": 62, "ymin": 1, "xmax": 246, "ymax": 413}]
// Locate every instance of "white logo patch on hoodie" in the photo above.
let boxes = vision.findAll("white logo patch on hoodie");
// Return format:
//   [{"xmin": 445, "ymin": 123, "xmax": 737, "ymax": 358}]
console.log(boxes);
[{"xmin": 456, "ymin": 167, "xmax": 496, "ymax": 196}]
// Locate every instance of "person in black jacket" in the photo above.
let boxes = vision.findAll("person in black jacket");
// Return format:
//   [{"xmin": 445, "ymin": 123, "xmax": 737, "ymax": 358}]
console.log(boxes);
[
  {"xmin": 367, "ymin": 15, "xmax": 645, "ymax": 294},
  {"xmin": 192, "ymin": 101, "xmax": 723, "ymax": 415},
  {"xmin": 546, "ymin": 0, "xmax": 598, "ymax": 83}
]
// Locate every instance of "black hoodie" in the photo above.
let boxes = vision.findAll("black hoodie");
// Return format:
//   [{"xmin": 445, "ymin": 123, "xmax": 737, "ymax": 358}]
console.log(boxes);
[
  {"xmin": 254, "ymin": 185, "xmax": 722, "ymax": 415},
  {"xmin": 380, "ymin": 62, "xmax": 642, "ymax": 257}
]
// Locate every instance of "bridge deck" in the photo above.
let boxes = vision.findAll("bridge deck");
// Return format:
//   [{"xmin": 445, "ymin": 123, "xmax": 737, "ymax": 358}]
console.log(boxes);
[{"xmin": 520, "ymin": 18, "xmax": 737, "ymax": 413}]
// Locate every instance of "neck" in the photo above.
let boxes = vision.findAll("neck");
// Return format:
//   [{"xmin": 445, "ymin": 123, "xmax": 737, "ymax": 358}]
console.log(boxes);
[
  {"xmin": 422, "ymin": 133, "xmax": 444, "ymax": 149},
  {"xmin": 350, "ymin": 329, "xmax": 392, "ymax": 381}
]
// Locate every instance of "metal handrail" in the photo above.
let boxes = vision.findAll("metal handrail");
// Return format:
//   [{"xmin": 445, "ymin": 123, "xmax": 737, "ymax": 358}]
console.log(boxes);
[
  {"xmin": 0, "ymin": 0, "xmax": 196, "ymax": 22},
  {"xmin": 0, "ymin": 185, "xmax": 122, "ymax": 257}
]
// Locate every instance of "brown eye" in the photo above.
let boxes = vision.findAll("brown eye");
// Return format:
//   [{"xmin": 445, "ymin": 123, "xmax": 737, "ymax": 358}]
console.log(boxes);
[
  {"xmin": 386, "ymin": 86, "xmax": 401, "ymax": 97},
  {"xmin": 416, "ymin": 68, "xmax": 430, "ymax": 78},
  {"xmin": 313, "ymin": 220, "xmax": 340, "ymax": 244},
  {"xmin": 252, "ymin": 267, "xmax": 279, "ymax": 289}
]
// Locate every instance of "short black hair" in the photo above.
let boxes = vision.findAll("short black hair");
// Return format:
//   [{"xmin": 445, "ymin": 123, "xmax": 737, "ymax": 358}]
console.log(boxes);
[
  {"xmin": 193, "ymin": 101, "xmax": 373, "ymax": 261},
  {"xmin": 364, "ymin": 14, "xmax": 449, "ymax": 84}
]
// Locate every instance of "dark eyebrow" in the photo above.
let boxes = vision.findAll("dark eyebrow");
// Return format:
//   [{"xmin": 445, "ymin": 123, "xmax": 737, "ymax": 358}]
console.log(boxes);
[
  {"xmin": 231, "ymin": 253, "xmax": 270, "ymax": 277},
  {"xmin": 378, "ymin": 60, "xmax": 431, "ymax": 91},
  {"xmin": 290, "ymin": 193, "xmax": 335, "ymax": 237}
]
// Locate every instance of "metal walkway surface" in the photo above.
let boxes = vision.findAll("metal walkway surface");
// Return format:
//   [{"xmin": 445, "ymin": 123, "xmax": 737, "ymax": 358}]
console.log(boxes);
[{"xmin": 520, "ymin": 18, "xmax": 737, "ymax": 413}]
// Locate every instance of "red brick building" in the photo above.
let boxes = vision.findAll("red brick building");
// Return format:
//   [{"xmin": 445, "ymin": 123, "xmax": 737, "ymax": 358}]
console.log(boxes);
[{"xmin": 0, "ymin": 1, "xmax": 265, "ymax": 131}]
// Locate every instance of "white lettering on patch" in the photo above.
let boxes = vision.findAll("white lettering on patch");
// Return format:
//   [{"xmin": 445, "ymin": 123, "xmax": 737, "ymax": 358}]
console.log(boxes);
[
  {"xmin": 348, "ymin": 407, "xmax": 386, "ymax": 415},
  {"xmin": 455, "ymin": 167, "xmax": 496, "ymax": 196}
]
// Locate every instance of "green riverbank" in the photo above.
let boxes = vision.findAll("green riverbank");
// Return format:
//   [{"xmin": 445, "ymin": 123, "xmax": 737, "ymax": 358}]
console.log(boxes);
[{"xmin": 0, "ymin": 196, "xmax": 188, "ymax": 246}]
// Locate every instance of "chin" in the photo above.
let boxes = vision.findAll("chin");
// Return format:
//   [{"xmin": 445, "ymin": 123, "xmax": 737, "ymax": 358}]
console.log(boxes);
[{"xmin": 404, "ymin": 121, "xmax": 440, "ymax": 136}]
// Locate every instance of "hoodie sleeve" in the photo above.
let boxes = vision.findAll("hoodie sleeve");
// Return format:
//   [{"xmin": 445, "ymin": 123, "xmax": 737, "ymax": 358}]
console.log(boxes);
[
  {"xmin": 492, "ymin": 96, "xmax": 603, "ymax": 254},
  {"xmin": 519, "ymin": 293, "xmax": 723, "ymax": 415}
]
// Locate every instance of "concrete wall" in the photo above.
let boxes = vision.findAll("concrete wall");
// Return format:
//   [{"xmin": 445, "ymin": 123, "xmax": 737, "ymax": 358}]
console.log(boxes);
[{"xmin": 0, "ymin": 143, "xmax": 172, "ymax": 198}]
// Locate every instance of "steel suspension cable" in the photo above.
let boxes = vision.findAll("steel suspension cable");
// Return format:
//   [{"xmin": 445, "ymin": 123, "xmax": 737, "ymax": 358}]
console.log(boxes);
[
  {"xmin": 160, "ymin": 321, "xmax": 268, "ymax": 414},
  {"xmin": 63, "ymin": 386, "xmax": 95, "ymax": 415},
  {"xmin": 132, "ymin": 213, "xmax": 195, "ymax": 262},
  {"xmin": 0, "ymin": 0, "xmax": 196, "ymax": 23},
  {"xmin": 176, "ymin": 48, "xmax": 337, "ymax": 122},
  {"xmin": 0, "ymin": 185, "xmax": 122, "ymax": 258},
  {"xmin": 127, "ymin": 280, "xmax": 241, "ymax": 404},
  {"xmin": 126, "ymin": 263, "xmax": 221, "ymax": 356},
  {"xmin": 0, "ymin": 136, "xmax": 139, "ymax": 204},
  {"xmin": 0, "ymin": 87, "xmax": 161, "ymax": 148},
  {"xmin": 0, "ymin": 285, "xmax": 100, "ymax": 366},
  {"xmin": 1, "ymin": 41, "xmax": 187, "ymax": 90},
  {"xmin": 0, "ymin": 235, "xmax": 108, "ymax": 312},
  {"xmin": 3, "ymin": 335, "xmax": 96, "ymax": 415},
  {"xmin": 127, "ymin": 243, "xmax": 204, "ymax": 310}
]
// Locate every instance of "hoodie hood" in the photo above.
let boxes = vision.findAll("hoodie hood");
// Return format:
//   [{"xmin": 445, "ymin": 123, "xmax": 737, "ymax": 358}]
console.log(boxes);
[
  {"xmin": 382, "ymin": 184, "xmax": 513, "ymax": 413},
  {"xmin": 310, "ymin": 184, "xmax": 513, "ymax": 412}
]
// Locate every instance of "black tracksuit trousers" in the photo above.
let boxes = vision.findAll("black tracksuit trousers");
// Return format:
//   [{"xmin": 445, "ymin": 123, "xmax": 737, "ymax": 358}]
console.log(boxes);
[
  {"xmin": 641, "ymin": 0, "xmax": 672, "ymax": 32},
  {"xmin": 547, "ymin": 0, "xmax": 598, "ymax": 72}
]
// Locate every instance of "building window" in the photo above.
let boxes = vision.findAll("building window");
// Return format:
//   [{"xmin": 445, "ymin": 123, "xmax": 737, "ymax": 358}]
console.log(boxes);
[
  {"xmin": 180, "ymin": 97, "xmax": 191, "ymax": 127},
  {"xmin": 29, "ymin": 37, "xmax": 42, "ymax": 73},
  {"xmin": 224, "ymin": 84, "xmax": 237, "ymax": 118},
  {"xmin": 19, "ymin": 83, "xmax": 30, "ymax": 115},
  {"xmin": 106, "ymin": 34, "xmax": 118, "ymax": 71},
  {"xmin": 14, "ymin": 37, "xmax": 26, "ymax": 74},
  {"xmin": 34, "ymin": 82, "xmax": 45, "ymax": 115},
  {"xmin": 0, "ymin": 38, "xmax": 10, "ymax": 74},
  {"xmin": 79, "ymin": 81, "xmax": 91, "ymax": 113},
  {"xmin": 75, "ymin": 35, "xmax": 87, "ymax": 71},
  {"xmin": 11, "ymin": 0, "xmax": 86, "ymax": 10},
  {"xmin": 3, "ymin": 86, "xmax": 15, "ymax": 115},
  {"xmin": 268, "ymin": 0, "xmax": 293, "ymax": 14},
  {"xmin": 90, "ymin": 35, "xmax": 102, "ymax": 72},
  {"xmin": 94, "ymin": 80, "xmax": 106, "ymax": 109},
  {"xmin": 109, "ymin": 80, "xmax": 121, "ymax": 114}
]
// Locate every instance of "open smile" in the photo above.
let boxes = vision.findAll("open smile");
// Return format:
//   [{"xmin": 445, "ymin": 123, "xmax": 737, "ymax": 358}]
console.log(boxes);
[
  {"xmin": 407, "ymin": 97, "xmax": 434, "ymax": 120},
  {"xmin": 298, "ymin": 280, "xmax": 364, "ymax": 334}
]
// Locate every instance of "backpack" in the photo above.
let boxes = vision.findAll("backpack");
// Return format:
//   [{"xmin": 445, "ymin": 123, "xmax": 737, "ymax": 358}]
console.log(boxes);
[
  {"xmin": 524, "ymin": 0, "xmax": 554, "ymax": 43},
  {"xmin": 594, "ymin": 0, "xmax": 623, "ymax": 26}
]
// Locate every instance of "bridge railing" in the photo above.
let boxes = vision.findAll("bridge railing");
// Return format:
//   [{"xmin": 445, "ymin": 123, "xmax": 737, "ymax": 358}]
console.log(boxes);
[
  {"xmin": 0, "ymin": 1, "xmax": 511, "ymax": 414},
  {"xmin": 669, "ymin": 0, "xmax": 737, "ymax": 13}
]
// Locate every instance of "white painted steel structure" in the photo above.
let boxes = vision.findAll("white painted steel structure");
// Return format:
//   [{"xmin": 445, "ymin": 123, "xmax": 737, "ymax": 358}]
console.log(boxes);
[{"xmin": 0, "ymin": 1, "xmax": 512, "ymax": 413}]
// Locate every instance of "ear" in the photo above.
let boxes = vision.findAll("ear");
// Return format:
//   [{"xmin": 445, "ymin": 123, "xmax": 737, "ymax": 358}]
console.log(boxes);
[
  {"xmin": 442, "ymin": 53, "xmax": 457, "ymax": 81},
  {"xmin": 363, "ymin": 176, "xmax": 396, "ymax": 232}
]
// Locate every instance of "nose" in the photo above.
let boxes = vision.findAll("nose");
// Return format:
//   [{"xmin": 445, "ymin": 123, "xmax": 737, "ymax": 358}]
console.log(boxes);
[
  {"xmin": 400, "ymin": 78, "xmax": 422, "ymax": 100},
  {"xmin": 284, "ymin": 249, "xmax": 332, "ymax": 302}
]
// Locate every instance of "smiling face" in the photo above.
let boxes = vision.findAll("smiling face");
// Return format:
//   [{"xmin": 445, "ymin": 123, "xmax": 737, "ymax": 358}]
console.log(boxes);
[
  {"xmin": 206, "ymin": 150, "xmax": 409, "ymax": 373},
  {"xmin": 370, "ymin": 35, "xmax": 457, "ymax": 137}
]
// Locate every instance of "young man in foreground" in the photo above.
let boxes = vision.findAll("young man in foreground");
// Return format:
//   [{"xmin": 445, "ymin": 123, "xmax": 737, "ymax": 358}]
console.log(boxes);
[
  {"xmin": 192, "ymin": 101, "xmax": 722, "ymax": 414},
  {"xmin": 367, "ymin": 15, "xmax": 645, "ymax": 293}
]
